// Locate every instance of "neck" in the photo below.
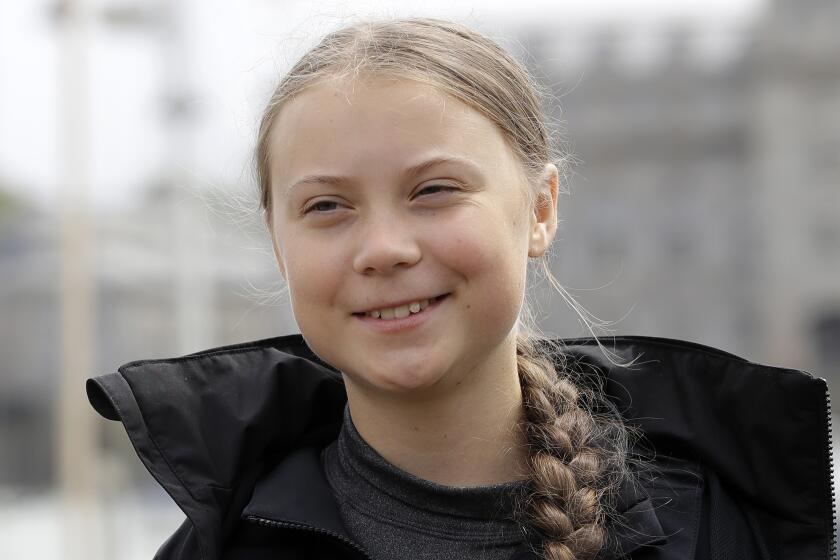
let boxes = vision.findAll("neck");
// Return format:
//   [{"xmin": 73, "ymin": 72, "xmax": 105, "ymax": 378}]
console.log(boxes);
[{"xmin": 343, "ymin": 337, "xmax": 529, "ymax": 487}]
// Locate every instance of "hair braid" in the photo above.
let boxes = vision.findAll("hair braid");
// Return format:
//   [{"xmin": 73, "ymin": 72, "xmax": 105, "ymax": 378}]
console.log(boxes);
[{"xmin": 515, "ymin": 331, "xmax": 623, "ymax": 560}]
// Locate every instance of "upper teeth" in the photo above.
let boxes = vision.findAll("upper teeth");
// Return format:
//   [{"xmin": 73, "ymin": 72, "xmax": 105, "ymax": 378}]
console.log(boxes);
[{"xmin": 367, "ymin": 298, "xmax": 433, "ymax": 319}]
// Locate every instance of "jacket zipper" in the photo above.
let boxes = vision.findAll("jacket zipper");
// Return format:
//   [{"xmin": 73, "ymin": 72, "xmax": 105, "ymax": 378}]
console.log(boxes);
[
  {"xmin": 824, "ymin": 384, "xmax": 837, "ymax": 560},
  {"xmin": 243, "ymin": 515, "xmax": 373, "ymax": 560}
]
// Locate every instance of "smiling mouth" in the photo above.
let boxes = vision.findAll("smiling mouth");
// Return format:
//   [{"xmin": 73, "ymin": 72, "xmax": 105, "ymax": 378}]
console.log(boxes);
[{"xmin": 353, "ymin": 293, "xmax": 450, "ymax": 319}]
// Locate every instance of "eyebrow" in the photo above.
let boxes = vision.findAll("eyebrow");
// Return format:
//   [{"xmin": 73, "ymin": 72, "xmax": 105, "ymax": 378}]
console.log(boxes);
[{"xmin": 283, "ymin": 155, "xmax": 480, "ymax": 197}]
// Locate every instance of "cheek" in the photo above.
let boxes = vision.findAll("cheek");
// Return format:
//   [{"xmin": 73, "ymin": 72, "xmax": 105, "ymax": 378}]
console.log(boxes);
[
  {"xmin": 433, "ymin": 213, "xmax": 527, "ymax": 324},
  {"xmin": 281, "ymin": 234, "xmax": 345, "ymax": 324}
]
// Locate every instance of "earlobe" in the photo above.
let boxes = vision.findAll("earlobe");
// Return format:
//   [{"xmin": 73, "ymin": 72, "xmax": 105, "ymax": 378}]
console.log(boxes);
[
  {"xmin": 528, "ymin": 229, "xmax": 548, "ymax": 258},
  {"xmin": 527, "ymin": 163, "xmax": 559, "ymax": 258}
]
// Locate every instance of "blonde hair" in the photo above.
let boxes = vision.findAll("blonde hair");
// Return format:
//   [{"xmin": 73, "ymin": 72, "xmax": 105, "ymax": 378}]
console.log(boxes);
[{"xmin": 254, "ymin": 17, "xmax": 636, "ymax": 560}]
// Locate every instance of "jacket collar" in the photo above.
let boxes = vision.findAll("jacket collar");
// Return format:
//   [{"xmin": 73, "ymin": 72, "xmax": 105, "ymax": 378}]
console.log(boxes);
[
  {"xmin": 240, "ymin": 441, "xmax": 668, "ymax": 560},
  {"xmin": 86, "ymin": 333, "xmax": 833, "ymax": 560}
]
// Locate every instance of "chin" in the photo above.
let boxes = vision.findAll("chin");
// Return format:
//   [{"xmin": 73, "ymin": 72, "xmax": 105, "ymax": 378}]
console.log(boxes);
[{"xmin": 355, "ymin": 359, "xmax": 449, "ymax": 395}]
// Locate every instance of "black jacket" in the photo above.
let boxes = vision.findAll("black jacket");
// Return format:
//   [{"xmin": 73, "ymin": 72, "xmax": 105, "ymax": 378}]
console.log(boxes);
[{"xmin": 86, "ymin": 333, "xmax": 836, "ymax": 560}]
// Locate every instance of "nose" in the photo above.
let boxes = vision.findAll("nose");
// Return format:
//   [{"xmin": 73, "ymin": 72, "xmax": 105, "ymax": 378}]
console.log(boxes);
[{"xmin": 352, "ymin": 215, "xmax": 422, "ymax": 275}]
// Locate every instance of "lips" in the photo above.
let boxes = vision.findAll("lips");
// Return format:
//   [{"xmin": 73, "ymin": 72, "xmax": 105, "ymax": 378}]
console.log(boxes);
[
  {"xmin": 353, "ymin": 293, "xmax": 449, "ymax": 319},
  {"xmin": 353, "ymin": 292, "xmax": 449, "ymax": 332}
]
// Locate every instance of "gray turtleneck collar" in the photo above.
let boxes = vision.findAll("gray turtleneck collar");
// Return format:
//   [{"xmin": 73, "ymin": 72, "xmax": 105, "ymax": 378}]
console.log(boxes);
[{"xmin": 321, "ymin": 403, "xmax": 530, "ymax": 560}]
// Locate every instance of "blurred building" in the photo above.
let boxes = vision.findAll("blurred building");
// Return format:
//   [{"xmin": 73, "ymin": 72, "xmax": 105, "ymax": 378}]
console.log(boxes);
[
  {"xmin": 0, "ymin": 193, "xmax": 58, "ymax": 490},
  {"xmin": 521, "ymin": 0, "xmax": 840, "ymax": 388},
  {"xmin": 0, "ymin": 183, "xmax": 295, "ymax": 489}
]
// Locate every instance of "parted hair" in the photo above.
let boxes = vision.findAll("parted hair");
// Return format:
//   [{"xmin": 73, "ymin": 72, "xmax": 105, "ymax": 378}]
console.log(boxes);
[{"xmin": 254, "ymin": 17, "xmax": 636, "ymax": 560}]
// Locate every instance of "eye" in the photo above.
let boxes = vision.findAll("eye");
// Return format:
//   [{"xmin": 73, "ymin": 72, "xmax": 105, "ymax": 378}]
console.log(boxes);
[
  {"xmin": 303, "ymin": 200, "xmax": 343, "ymax": 214},
  {"xmin": 417, "ymin": 184, "xmax": 459, "ymax": 197}
]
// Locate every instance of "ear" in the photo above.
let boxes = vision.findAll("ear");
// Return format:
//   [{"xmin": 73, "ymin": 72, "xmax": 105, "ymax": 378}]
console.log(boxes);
[{"xmin": 527, "ymin": 163, "xmax": 559, "ymax": 259}]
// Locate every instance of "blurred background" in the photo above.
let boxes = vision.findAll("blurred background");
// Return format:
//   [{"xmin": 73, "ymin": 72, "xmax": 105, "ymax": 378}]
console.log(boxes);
[{"xmin": 1, "ymin": 0, "xmax": 838, "ymax": 558}]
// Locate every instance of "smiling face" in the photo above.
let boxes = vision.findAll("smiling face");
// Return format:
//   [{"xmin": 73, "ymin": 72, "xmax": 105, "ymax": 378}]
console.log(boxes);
[{"xmin": 268, "ymin": 76, "xmax": 557, "ymax": 399}]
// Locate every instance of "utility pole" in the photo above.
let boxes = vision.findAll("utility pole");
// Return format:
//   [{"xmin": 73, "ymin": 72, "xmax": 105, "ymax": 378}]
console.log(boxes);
[{"xmin": 54, "ymin": 0, "xmax": 101, "ymax": 558}]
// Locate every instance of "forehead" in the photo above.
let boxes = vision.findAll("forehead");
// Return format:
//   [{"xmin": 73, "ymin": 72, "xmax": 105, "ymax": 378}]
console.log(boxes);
[{"xmin": 268, "ymin": 76, "xmax": 522, "ymax": 191}]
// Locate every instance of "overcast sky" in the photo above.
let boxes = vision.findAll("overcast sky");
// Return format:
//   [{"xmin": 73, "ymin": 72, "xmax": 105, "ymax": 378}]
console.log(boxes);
[{"xmin": 0, "ymin": 0, "xmax": 766, "ymax": 209}]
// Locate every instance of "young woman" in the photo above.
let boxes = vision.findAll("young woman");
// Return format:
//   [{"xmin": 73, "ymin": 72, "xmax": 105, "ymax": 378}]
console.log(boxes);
[{"xmin": 87, "ymin": 18, "xmax": 834, "ymax": 560}]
